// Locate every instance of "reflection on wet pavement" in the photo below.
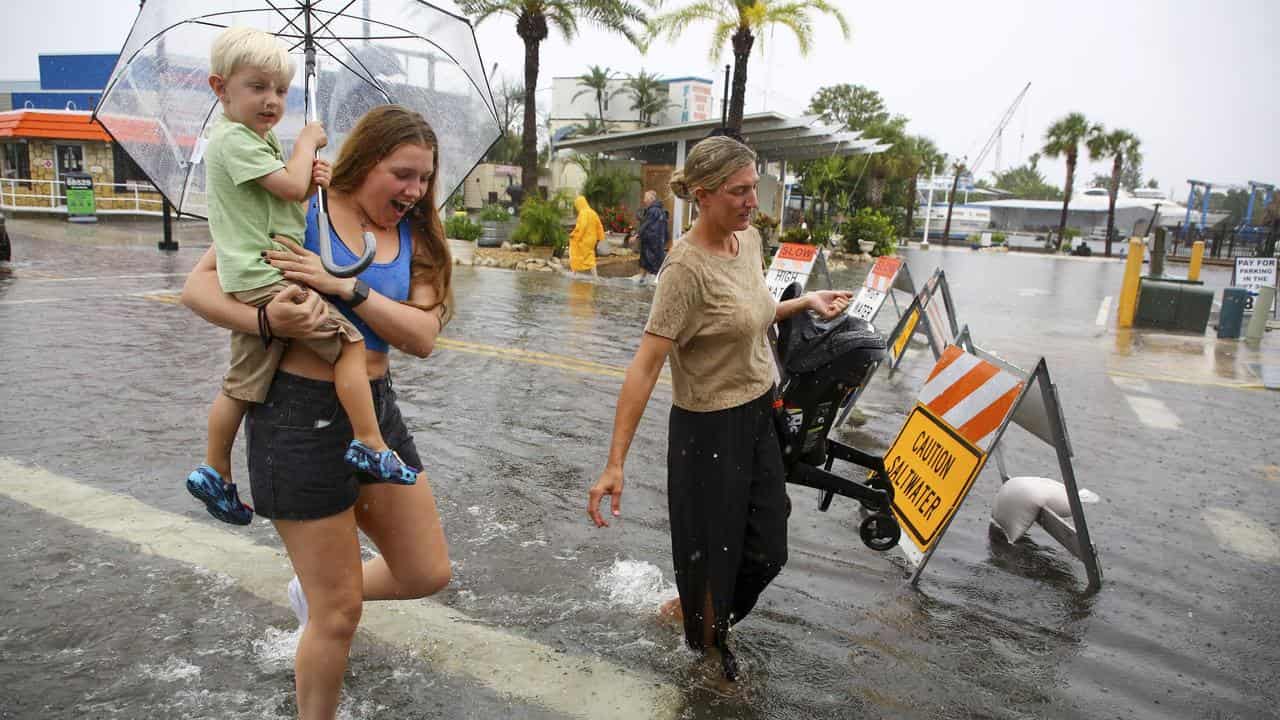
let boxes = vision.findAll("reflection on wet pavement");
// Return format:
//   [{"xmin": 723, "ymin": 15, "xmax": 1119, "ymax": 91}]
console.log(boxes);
[{"xmin": 1, "ymin": 218, "xmax": 1277, "ymax": 719}]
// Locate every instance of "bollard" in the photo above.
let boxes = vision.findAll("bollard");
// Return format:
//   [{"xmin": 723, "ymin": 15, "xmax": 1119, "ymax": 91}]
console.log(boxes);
[
  {"xmin": 1188, "ymin": 241, "xmax": 1205, "ymax": 282},
  {"xmin": 1244, "ymin": 286, "xmax": 1276, "ymax": 342},
  {"xmin": 1150, "ymin": 228, "xmax": 1166, "ymax": 277},
  {"xmin": 0, "ymin": 211, "xmax": 9, "ymax": 263},
  {"xmin": 1117, "ymin": 238, "xmax": 1145, "ymax": 328},
  {"xmin": 1218, "ymin": 288, "xmax": 1249, "ymax": 339}
]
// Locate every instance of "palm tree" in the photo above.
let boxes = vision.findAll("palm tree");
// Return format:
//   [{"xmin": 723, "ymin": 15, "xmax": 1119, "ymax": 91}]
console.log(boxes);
[
  {"xmin": 573, "ymin": 65, "xmax": 625, "ymax": 131},
  {"xmin": 1086, "ymin": 125, "xmax": 1141, "ymax": 257},
  {"xmin": 1041, "ymin": 112, "xmax": 1090, "ymax": 249},
  {"xmin": 648, "ymin": 0, "xmax": 849, "ymax": 134},
  {"xmin": 622, "ymin": 69, "xmax": 673, "ymax": 126},
  {"xmin": 903, "ymin": 136, "xmax": 944, "ymax": 237},
  {"xmin": 568, "ymin": 116, "xmax": 609, "ymax": 137},
  {"xmin": 458, "ymin": 0, "xmax": 646, "ymax": 194}
]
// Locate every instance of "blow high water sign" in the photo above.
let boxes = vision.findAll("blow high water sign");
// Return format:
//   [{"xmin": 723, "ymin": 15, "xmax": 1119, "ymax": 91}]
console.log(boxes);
[{"xmin": 765, "ymin": 243, "xmax": 822, "ymax": 299}]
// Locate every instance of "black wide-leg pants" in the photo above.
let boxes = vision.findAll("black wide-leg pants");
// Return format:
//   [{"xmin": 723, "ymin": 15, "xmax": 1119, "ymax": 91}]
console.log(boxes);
[{"xmin": 667, "ymin": 388, "xmax": 790, "ymax": 651}]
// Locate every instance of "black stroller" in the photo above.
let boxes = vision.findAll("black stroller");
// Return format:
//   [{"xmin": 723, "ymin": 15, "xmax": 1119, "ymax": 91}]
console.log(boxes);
[{"xmin": 772, "ymin": 283, "xmax": 902, "ymax": 551}]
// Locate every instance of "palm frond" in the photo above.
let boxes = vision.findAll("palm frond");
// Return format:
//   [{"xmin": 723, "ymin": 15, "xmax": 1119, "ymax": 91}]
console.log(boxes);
[
  {"xmin": 761, "ymin": 11, "xmax": 811, "ymax": 54},
  {"xmin": 648, "ymin": 0, "xmax": 725, "ymax": 43},
  {"xmin": 707, "ymin": 19, "xmax": 736, "ymax": 62},
  {"xmin": 458, "ymin": 0, "xmax": 525, "ymax": 24},
  {"xmin": 543, "ymin": 0, "xmax": 580, "ymax": 39}
]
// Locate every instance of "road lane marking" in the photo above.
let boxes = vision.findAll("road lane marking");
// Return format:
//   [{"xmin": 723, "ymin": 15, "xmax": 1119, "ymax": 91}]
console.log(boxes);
[
  {"xmin": 1106, "ymin": 370, "xmax": 1265, "ymax": 391},
  {"xmin": 0, "ymin": 290, "xmax": 652, "ymax": 382},
  {"xmin": 1123, "ymin": 395, "xmax": 1181, "ymax": 430},
  {"xmin": 1095, "ymin": 296, "xmax": 1112, "ymax": 326},
  {"xmin": 18, "ymin": 272, "xmax": 191, "ymax": 283},
  {"xmin": 1202, "ymin": 507, "xmax": 1280, "ymax": 564},
  {"xmin": 0, "ymin": 457, "xmax": 681, "ymax": 720},
  {"xmin": 1109, "ymin": 375, "xmax": 1150, "ymax": 394},
  {"xmin": 0, "ymin": 290, "xmax": 181, "ymax": 306}
]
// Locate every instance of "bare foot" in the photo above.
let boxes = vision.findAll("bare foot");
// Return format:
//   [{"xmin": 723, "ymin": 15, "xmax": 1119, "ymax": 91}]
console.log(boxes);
[{"xmin": 658, "ymin": 596, "xmax": 683, "ymax": 623}]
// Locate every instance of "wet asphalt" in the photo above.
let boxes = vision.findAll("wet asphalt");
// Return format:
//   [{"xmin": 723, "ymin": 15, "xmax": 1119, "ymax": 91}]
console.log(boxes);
[{"xmin": 1, "ymin": 215, "xmax": 1278, "ymax": 719}]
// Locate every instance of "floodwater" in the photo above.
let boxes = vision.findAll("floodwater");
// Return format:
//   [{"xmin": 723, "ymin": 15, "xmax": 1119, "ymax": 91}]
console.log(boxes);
[{"xmin": 1, "ymin": 217, "xmax": 1277, "ymax": 719}]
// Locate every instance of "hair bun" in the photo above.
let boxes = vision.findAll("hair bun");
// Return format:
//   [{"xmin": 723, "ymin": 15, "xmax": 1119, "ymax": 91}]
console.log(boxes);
[{"xmin": 669, "ymin": 177, "xmax": 692, "ymax": 201}]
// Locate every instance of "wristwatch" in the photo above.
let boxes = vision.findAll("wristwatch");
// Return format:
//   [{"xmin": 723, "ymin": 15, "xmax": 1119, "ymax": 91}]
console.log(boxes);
[{"xmin": 347, "ymin": 278, "xmax": 370, "ymax": 308}]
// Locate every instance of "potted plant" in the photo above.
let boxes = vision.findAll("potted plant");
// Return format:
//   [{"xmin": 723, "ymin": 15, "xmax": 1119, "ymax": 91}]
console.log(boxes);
[
  {"xmin": 511, "ymin": 194, "xmax": 569, "ymax": 258},
  {"xmin": 444, "ymin": 213, "xmax": 482, "ymax": 264},
  {"xmin": 477, "ymin": 202, "xmax": 513, "ymax": 247},
  {"xmin": 598, "ymin": 204, "xmax": 633, "ymax": 256},
  {"xmin": 779, "ymin": 226, "xmax": 812, "ymax": 245},
  {"xmin": 751, "ymin": 211, "xmax": 780, "ymax": 247},
  {"xmin": 840, "ymin": 208, "xmax": 897, "ymax": 256}
]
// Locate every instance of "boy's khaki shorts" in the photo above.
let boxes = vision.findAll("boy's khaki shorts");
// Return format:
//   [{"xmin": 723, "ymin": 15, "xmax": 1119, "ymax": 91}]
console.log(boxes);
[{"xmin": 223, "ymin": 280, "xmax": 363, "ymax": 403}]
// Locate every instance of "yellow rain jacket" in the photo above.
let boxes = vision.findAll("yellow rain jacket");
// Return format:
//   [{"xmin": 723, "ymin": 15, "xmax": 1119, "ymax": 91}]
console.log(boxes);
[{"xmin": 568, "ymin": 195, "xmax": 603, "ymax": 272}]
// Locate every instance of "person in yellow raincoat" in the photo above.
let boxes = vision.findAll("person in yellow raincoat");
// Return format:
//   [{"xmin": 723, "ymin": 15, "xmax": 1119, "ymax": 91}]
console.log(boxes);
[{"xmin": 568, "ymin": 195, "xmax": 603, "ymax": 276}]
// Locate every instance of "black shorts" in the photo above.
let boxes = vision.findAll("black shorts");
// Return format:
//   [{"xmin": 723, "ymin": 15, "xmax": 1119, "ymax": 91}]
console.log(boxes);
[{"xmin": 245, "ymin": 371, "xmax": 423, "ymax": 521}]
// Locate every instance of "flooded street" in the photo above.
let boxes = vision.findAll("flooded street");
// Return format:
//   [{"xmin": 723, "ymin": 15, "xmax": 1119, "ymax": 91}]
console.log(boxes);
[{"xmin": 2, "ymin": 217, "xmax": 1277, "ymax": 719}]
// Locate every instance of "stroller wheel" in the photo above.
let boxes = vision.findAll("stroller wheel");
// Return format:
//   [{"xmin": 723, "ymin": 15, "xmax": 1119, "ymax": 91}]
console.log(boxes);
[{"xmin": 859, "ymin": 512, "xmax": 900, "ymax": 551}]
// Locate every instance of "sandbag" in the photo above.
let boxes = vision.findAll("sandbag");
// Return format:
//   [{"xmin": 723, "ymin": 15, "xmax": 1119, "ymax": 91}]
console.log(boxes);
[{"xmin": 991, "ymin": 476, "xmax": 1099, "ymax": 542}]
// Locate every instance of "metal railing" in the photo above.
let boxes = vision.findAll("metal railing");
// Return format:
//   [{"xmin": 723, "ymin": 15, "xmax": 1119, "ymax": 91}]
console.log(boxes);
[{"xmin": 0, "ymin": 176, "xmax": 172, "ymax": 216}]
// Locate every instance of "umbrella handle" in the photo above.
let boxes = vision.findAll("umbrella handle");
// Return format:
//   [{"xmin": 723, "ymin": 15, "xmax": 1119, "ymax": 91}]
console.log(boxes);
[{"xmin": 316, "ymin": 191, "xmax": 377, "ymax": 278}]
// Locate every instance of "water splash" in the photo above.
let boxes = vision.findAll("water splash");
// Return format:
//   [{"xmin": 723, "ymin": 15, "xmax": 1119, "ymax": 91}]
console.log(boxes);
[
  {"xmin": 137, "ymin": 655, "xmax": 201, "ymax": 682},
  {"xmin": 592, "ymin": 558, "xmax": 676, "ymax": 611},
  {"xmin": 250, "ymin": 626, "xmax": 300, "ymax": 672}
]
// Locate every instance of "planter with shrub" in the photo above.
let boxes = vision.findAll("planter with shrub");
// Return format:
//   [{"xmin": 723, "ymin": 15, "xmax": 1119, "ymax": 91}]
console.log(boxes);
[
  {"xmin": 840, "ymin": 208, "xmax": 897, "ymax": 256},
  {"xmin": 478, "ymin": 203, "xmax": 514, "ymax": 247},
  {"xmin": 511, "ymin": 195, "xmax": 569, "ymax": 256}
]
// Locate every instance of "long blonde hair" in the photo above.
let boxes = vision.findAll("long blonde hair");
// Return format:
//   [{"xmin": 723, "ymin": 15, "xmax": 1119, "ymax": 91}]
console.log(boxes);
[
  {"xmin": 669, "ymin": 136, "xmax": 757, "ymax": 204},
  {"xmin": 330, "ymin": 105, "xmax": 453, "ymax": 321}
]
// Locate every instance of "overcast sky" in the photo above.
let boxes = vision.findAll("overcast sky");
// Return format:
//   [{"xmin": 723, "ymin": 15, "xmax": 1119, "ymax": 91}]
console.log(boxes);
[{"xmin": 3, "ymin": 0, "xmax": 1276, "ymax": 196}]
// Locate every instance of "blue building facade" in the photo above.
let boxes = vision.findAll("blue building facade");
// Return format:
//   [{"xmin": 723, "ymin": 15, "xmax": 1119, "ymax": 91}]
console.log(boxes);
[{"xmin": 6, "ymin": 53, "xmax": 117, "ymax": 112}]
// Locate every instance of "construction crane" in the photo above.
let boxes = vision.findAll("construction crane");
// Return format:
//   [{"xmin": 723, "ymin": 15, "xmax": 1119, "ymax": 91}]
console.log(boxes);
[
  {"xmin": 968, "ymin": 82, "xmax": 1031, "ymax": 181},
  {"xmin": 1243, "ymin": 181, "xmax": 1276, "ymax": 228},
  {"xmin": 1182, "ymin": 179, "xmax": 1276, "ymax": 235}
]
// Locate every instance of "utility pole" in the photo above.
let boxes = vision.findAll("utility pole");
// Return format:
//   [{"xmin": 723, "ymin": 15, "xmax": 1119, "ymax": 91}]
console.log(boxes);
[{"xmin": 942, "ymin": 161, "xmax": 965, "ymax": 245}]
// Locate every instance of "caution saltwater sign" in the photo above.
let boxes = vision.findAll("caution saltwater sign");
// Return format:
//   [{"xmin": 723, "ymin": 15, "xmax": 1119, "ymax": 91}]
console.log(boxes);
[{"xmin": 885, "ymin": 404, "xmax": 985, "ymax": 552}]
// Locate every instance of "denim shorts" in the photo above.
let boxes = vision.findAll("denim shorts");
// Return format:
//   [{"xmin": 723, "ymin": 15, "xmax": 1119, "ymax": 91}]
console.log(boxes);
[{"xmin": 245, "ymin": 371, "xmax": 423, "ymax": 520}]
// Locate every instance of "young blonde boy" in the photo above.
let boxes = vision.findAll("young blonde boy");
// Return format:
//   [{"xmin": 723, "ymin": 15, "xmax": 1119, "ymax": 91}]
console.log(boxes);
[{"xmin": 187, "ymin": 26, "xmax": 418, "ymax": 526}]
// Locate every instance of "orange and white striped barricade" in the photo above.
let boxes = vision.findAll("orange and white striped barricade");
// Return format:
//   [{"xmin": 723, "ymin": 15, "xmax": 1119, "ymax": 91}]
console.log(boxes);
[
  {"xmin": 884, "ymin": 341, "xmax": 1101, "ymax": 591},
  {"xmin": 848, "ymin": 255, "xmax": 916, "ymax": 325},
  {"xmin": 764, "ymin": 242, "xmax": 831, "ymax": 300}
]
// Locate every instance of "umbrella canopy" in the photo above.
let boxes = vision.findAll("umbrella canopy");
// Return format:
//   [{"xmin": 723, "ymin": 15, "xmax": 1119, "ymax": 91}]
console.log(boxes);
[{"xmin": 95, "ymin": 0, "xmax": 501, "ymax": 221}]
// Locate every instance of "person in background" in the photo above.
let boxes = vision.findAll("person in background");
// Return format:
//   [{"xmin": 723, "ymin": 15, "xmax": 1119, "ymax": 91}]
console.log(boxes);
[
  {"xmin": 635, "ymin": 189, "xmax": 670, "ymax": 284},
  {"xmin": 568, "ymin": 195, "xmax": 602, "ymax": 277}
]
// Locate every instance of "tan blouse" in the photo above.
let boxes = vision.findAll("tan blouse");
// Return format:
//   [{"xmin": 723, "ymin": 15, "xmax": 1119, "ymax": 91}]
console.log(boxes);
[{"xmin": 644, "ymin": 230, "xmax": 777, "ymax": 412}]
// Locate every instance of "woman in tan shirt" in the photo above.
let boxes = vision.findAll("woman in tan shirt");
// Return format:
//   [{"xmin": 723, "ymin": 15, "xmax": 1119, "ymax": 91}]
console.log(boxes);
[{"xmin": 587, "ymin": 135, "xmax": 851, "ymax": 680}]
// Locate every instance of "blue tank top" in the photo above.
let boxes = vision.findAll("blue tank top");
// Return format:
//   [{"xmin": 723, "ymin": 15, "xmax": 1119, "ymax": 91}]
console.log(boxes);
[{"xmin": 303, "ymin": 199, "xmax": 413, "ymax": 353}]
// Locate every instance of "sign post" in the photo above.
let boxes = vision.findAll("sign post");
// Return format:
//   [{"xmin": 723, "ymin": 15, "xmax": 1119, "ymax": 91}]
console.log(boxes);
[
  {"xmin": 64, "ymin": 172, "xmax": 97, "ymax": 224},
  {"xmin": 1232, "ymin": 257, "xmax": 1278, "ymax": 318}
]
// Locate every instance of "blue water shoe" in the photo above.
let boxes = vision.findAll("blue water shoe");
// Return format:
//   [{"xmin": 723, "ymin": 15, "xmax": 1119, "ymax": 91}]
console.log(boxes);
[
  {"xmin": 186, "ymin": 464, "xmax": 254, "ymax": 526},
  {"xmin": 344, "ymin": 440, "xmax": 419, "ymax": 485}
]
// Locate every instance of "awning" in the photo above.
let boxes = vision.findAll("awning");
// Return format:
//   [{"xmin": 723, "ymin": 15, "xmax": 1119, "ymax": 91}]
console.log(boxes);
[{"xmin": 554, "ymin": 111, "xmax": 888, "ymax": 163}]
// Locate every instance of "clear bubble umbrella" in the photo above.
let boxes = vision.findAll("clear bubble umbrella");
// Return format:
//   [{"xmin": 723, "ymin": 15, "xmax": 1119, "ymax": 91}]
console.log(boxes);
[{"xmin": 95, "ymin": 0, "xmax": 501, "ymax": 276}]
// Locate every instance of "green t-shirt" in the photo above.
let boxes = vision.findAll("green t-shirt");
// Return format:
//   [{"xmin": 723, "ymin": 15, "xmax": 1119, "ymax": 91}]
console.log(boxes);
[{"xmin": 205, "ymin": 118, "xmax": 306, "ymax": 292}]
